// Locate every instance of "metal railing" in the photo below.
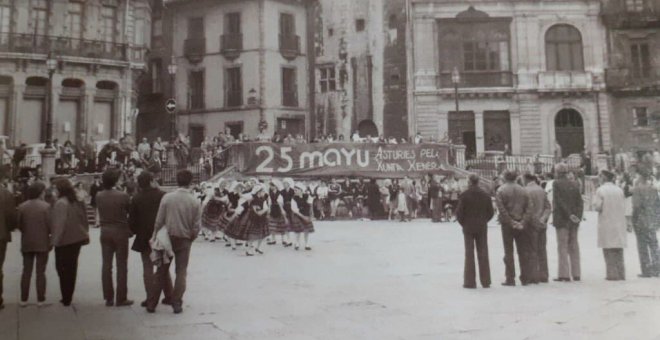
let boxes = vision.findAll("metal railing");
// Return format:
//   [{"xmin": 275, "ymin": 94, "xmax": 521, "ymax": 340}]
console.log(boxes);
[
  {"xmin": 184, "ymin": 38, "xmax": 205, "ymax": 59},
  {"xmin": 605, "ymin": 67, "xmax": 660, "ymax": 89},
  {"xmin": 221, "ymin": 34, "xmax": 243, "ymax": 52},
  {"xmin": 437, "ymin": 71, "xmax": 514, "ymax": 88},
  {"xmin": 0, "ymin": 33, "xmax": 130, "ymax": 61},
  {"xmin": 279, "ymin": 34, "xmax": 300, "ymax": 56}
]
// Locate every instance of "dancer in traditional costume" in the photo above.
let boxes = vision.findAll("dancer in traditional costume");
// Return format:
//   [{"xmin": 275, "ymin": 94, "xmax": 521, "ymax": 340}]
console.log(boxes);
[
  {"xmin": 201, "ymin": 185, "xmax": 227, "ymax": 242},
  {"xmin": 267, "ymin": 180, "xmax": 288, "ymax": 245},
  {"xmin": 290, "ymin": 183, "xmax": 315, "ymax": 251},
  {"xmin": 280, "ymin": 178, "xmax": 295, "ymax": 247},
  {"xmin": 223, "ymin": 182, "xmax": 251, "ymax": 250},
  {"xmin": 244, "ymin": 184, "xmax": 270, "ymax": 256}
]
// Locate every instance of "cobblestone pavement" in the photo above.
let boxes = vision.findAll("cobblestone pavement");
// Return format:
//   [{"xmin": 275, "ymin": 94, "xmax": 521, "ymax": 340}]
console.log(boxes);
[{"xmin": 1, "ymin": 213, "xmax": 659, "ymax": 340}]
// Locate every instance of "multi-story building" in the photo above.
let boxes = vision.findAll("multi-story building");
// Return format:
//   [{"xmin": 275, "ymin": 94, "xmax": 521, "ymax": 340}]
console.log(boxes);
[
  {"xmin": 155, "ymin": 0, "xmax": 314, "ymax": 147},
  {"xmin": 312, "ymin": 0, "xmax": 409, "ymax": 140},
  {"xmin": 603, "ymin": 0, "xmax": 660, "ymax": 154},
  {"xmin": 410, "ymin": 0, "xmax": 611, "ymax": 158},
  {"xmin": 0, "ymin": 0, "xmax": 151, "ymax": 146}
]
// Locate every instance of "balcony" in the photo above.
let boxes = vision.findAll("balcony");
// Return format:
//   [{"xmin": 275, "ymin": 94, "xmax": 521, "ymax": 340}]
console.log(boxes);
[
  {"xmin": 282, "ymin": 90, "xmax": 298, "ymax": 107},
  {"xmin": 0, "ymin": 33, "xmax": 129, "ymax": 61},
  {"xmin": 220, "ymin": 34, "xmax": 243, "ymax": 60},
  {"xmin": 602, "ymin": 10, "xmax": 660, "ymax": 29},
  {"xmin": 537, "ymin": 71, "xmax": 593, "ymax": 92},
  {"xmin": 279, "ymin": 34, "xmax": 300, "ymax": 60},
  {"xmin": 184, "ymin": 38, "xmax": 205, "ymax": 64},
  {"xmin": 605, "ymin": 67, "xmax": 660, "ymax": 92},
  {"xmin": 437, "ymin": 71, "xmax": 514, "ymax": 88}
]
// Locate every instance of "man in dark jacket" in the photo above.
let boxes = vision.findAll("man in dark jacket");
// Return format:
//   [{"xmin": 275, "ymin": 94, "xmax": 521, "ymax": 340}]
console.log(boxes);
[
  {"xmin": 129, "ymin": 171, "xmax": 172, "ymax": 309},
  {"xmin": 552, "ymin": 163, "xmax": 583, "ymax": 282},
  {"xmin": 495, "ymin": 170, "xmax": 533, "ymax": 286},
  {"xmin": 0, "ymin": 176, "xmax": 16, "ymax": 309},
  {"xmin": 523, "ymin": 174, "xmax": 552, "ymax": 283},
  {"xmin": 456, "ymin": 174, "xmax": 494, "ymax": 289}
]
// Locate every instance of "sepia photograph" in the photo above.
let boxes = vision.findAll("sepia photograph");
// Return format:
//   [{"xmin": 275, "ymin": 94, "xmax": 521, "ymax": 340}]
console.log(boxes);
[{"xmin": 0, "ymin": 0, "xmax": 659, "ymax": 339}]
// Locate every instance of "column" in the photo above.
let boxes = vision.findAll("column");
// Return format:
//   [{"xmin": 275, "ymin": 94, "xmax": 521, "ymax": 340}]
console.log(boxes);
[
  {"xmin": 510, "ymin": 110, "xmax": 522, "ymax": 155},
  {"xmin": 438, "ymin": 110, "xmax": 448, "ymax": 140},
  {"xmin": 82, "ymin": 88, "xmax": 97, "ymax": 140},
  {"xmin": 10, "ymin": 83, "xmax": 24, "ymax": 146},
  {"xmin": 475, "ymin": 111, "xmax": 485, "ymax": 154}
]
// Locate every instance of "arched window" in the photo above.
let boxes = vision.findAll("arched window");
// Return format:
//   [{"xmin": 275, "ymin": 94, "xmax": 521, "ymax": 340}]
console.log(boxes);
[{"xmin": 545, "ymin": 25, "xmax": 584, "ymax": 71}]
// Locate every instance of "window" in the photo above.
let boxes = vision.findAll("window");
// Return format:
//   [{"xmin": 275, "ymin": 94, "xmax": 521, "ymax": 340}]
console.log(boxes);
[
  {"xmin": 282, "ymin": 67, "xmax": 298, "ymax": 107},
  {"xmin": 66, "ymin": 2, "xmax": 83, "ymax": 39},
  {"xmin": 631, "ymin": 42, "xmax": 651, "ymax": 79},
  {"xmin": 188, "ymin": 17, "xmax": 204, "ymax": 38},
  {"xmin": 225, "ymin": 67, "xmax": 242, "ymax": 107},
  {"xmin": 152, "ymin": 18, "xmax": 162, "ymax": 38},
  {"xmin": 545, "ymin": 25, "xmax": 584, "ymax": 71},
  {"xmin": 355, "ymin": 19, "xmax": 366, "ymax": 32},
  {"xmin": 0, "ymin": 0, "xmax": 11, "ymax": 38},
  {"xmin": 319, "ymin": 66, "xmax": 336, "ymax": 93},
  {"xmin": 633, "ymin": 107, "xmax": 649, "ymax": 127},
  {"xmin": 226, "ymin": 12, "xmax": 241, "ymax": 34},
  {"xmin": 626, "ymin": 0, "xmax": 645, "ymax": 12},
  {"xmin": 189, "ymin": 70, "xmax": 205, "ymax": 110},
  {"xmin": 31, "ymin": 0, "xmax": 48, "ymax": 36},
  {"xmin": 101, "ymin": 5, "xmax": 116, "ymax": 43},
  {"xmin": 134, "ymin": 19, "xmax": 145, "ymax": 46},
  {"xmin": 150, "ymin": 59, "xmax": 161, "ymax": 93},
  {"xmin": 280, "ymin": 13, "xmax": 295, "ymax": 36}
]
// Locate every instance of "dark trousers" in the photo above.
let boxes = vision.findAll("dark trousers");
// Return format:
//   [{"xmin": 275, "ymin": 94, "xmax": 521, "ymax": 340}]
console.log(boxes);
[
  {"xmin": 463, "ymin": 228, "xmax": 490, "ymax": 287},
  {"xmin": 431, "ymin": 198, "xmax": 443, "ymax": 222},
  {"xmin": 603, "ymin": 248, "xmax": 625, "ymax": 280},
  {"xmin": 100, "ymin": 230, "xmax": 130, "ymax": 303},
  {"xmin": 55, "ymin": 242, "xmax": 83, "ymax": 304},
  {"xmin": 140, "ymin": 251, "xmax": 172, "ymax": 303},
  {"xmin": 634, "ymin": 227, "xmax": 659, "ymax": 276},
  {"xmin": 21, "ymin": 252, "xmax": 49, "ymax": 302},
  {"xmin": 0, "ymin": 241, "xmax": 6, "ymax": 305},
  {"xmin": 501, "ymin": 224, "xmax": 531, "ymax": 284},
  {"xmin": 526, "ymin": 228, "xmax": 539, "ymax": 283},
  {"xmin": 536, "ymin": 228, "xmax": 549, "ymax": 281},
  {"xmin": 149, "ymin": 236, "xmax": 192, "ymax": 308}
]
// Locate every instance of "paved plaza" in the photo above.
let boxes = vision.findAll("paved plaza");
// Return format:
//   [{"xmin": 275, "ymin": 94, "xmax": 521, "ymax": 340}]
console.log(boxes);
[{"xmin": 1, "ymin": 213, "xmax": 659, "ymax": 340}]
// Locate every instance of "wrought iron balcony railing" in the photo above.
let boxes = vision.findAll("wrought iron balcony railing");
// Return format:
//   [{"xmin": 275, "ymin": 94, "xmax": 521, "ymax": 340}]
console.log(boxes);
[
  {"xmin": 0, "ymin": 33, "xmax": 131, "ymax": 61},
  {"xmin": 221, "ymin": 34, "xmax": 243, "ymax": 52},
  {"xmin": 279, "ymin": 34, "xmax": 300, "ymax": 60},
  {"xmin": 184, "ymin": 38, "xmax": 205, "ymax": 63},
  {"xmin": 605, "ymin": 67, "xmax": 660, "ymax": 90},
  {"xmin": 437, "ymin": 71, "xmax": 514, "ymax": 88}
]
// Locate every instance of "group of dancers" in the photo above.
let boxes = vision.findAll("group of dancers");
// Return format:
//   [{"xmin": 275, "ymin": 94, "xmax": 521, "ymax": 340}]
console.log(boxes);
[{"xmin": 198, "ymin": 177, "xmax": 315, "ymax": 256}]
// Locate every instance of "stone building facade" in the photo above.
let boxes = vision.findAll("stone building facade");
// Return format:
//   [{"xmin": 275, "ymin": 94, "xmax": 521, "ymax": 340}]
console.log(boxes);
[
  {"xmin": 603, "ymin": 0, "xmax": 660, "ymax": 154},
  {"xmin": 0, "ymin": 0, "xmax": 151, "ymax": 146},
  {"xmin": 410, "ymin": 0, "xmax": 611, "ymax": 158},
  {"xmin": 312, "ymin": 0, "xmax": 409, "ymax": 140},
  {"xmin": 155, "ymin": 0, "xmax": 314, "ymax": 146}
]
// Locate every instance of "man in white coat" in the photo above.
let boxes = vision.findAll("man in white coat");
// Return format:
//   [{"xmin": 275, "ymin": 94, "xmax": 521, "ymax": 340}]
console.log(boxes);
[{"xmin": 593, "ymin": 170, "xmax": 627, "ymax": 281}]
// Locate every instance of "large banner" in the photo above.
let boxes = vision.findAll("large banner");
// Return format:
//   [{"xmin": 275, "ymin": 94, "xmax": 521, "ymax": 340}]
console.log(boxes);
[{"xmin": 238, "ymin": 143, "xmax": 453, "ymax": 178}]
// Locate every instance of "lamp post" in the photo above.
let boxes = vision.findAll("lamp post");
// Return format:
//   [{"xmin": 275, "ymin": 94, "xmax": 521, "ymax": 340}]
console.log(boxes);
[
  {"xmin": 45, "ymin": 53, "xmax": 58, "ymax": 149},
  {"xmin": 40, "ymin": 52, "xmax": 59, "ymax": 181},
  {"xmin": 167, "ymin": 55, "xmax": 178, "ymax": 142},
  {"xmin": 451, "ymin": 67, "xmax": 460, "ymax": 115}
]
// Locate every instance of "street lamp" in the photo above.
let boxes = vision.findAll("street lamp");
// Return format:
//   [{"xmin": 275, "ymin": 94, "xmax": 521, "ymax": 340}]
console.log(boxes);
[
  {"xmin": 167, "ymin": 55, "xmax": 177, "ymax": 142},
  {"xmin": 45, "ymin": 52, "xmax": 58, "ymax": 149},
  {"xmin": 451, "ymin": 67, "xmax": 460, "ymax": 115}
]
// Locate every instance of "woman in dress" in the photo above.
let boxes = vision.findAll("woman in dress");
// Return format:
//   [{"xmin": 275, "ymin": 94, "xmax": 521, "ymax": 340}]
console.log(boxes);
[
  {"xmin": 280, "ymin": 178, "xmax": 296, "ymax": 247},
  {"xmin": 244, "ymin": 185, "xmax": 270, "ymax": 256},
  {"xmin": 388, "ymin": 179, "xmax": 400, "ymax": 221},
  {"xmin": 201, "ymin": 185, "xmax": 227, "ymax": 242},
  {"xmin": 267, "ymin": 180, "xmax": 289, "ymax": 245},
  {"xmin": 222, "ymin": 181, "xmax": 248, "ymax": 250},
  {"xmin": 290, "ymin": 183, "xmax": 315, "ymax": 251}
]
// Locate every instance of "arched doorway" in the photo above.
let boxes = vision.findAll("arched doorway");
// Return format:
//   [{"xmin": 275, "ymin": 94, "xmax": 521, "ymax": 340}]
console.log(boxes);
[
  {"xmin": 358, "ymin": 119, "xmax": 379, "ymax": 138},
  {"xmin": 555, "ymin": 108, "xmax": 584, "ymax": 157}
]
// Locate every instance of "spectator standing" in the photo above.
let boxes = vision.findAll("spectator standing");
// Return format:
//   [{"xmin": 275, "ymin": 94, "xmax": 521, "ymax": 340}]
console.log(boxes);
[
  {"xmin": 593, "ymin": 170, "xmax": 627, "ymax": 281},
  {"xmin": 0, "ymin": 176, "xmax": 16, "ymax": 309},
  {"xmin": 96, "ymin": 169, "xmax": 134, "ymax": 307},
  {"xmin": 150, "ymin": 170, "xmax": 201, "ymax": 314},
  {"xmin": 129, "ymin": 171, "xmax": 173, "ymax": 308},
  {"xmin": 51, "ymin": 178, "xmax": 89, "ymax": 306},
  {"xmin": 631, "ymin": 172, "xmax": 660, "ymax": 277},
  {"xmin": 552, "ymin": 163, "xmax": 584, "ymax": 282},
  {"xmin": 17, "ymin": 182, "xmax": 51, "ymax": 306},
  {"xmin": 138, "ymin": 138, "xmax": 151, "ymax": 160},
  {"xmin": 495, "ymin": 170, "xmax": 532, "ymax": 286},
  {"xmin": 523, "ymin": 174, "xmax": 552, "ymax": 283},
  {"xmin": 456, "ymin": 174, "xmax": 494, "ymax": 289}
]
